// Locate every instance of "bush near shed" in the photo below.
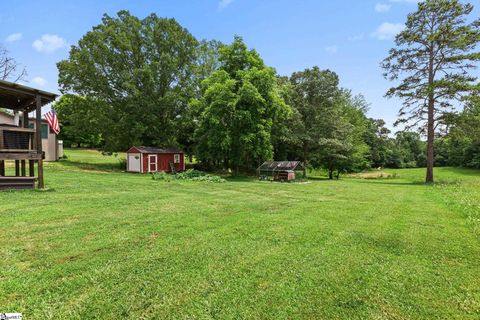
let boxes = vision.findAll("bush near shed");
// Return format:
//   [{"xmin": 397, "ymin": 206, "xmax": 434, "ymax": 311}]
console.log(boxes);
[{"xmin": 151, "ymin": 169, "xmax": 226, "ymax": 183}]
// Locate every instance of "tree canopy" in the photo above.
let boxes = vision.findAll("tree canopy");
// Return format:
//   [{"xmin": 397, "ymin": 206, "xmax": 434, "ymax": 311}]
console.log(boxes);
[
  {"xmin": 58, "ymin": 10, "xmax": 199, "ymax": 151},
  {"xmin": 192, "ymin": 36, "xmax": 290, "ymax": 174}
]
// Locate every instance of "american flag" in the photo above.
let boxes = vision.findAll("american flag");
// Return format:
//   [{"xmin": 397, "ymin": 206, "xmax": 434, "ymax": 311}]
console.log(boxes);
[{"xmin": 45, "ymin": 110, "xmax": 60, "ymax": 135}]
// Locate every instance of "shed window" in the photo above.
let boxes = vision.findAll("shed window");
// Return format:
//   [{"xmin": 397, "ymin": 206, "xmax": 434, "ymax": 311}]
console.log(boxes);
[
  {"xmin": 174, "ymin": 154, "xmax": 180, "ymax": 164},
  {"xmin": 41, "ymin": 124, "xmax": 49, "ymax": 139}
]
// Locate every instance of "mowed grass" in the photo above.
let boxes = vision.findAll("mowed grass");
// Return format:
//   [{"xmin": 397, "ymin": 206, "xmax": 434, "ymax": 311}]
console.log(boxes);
[{"xmin": 1, "ymin": 149, "xmax": 479, "ymax": 319}]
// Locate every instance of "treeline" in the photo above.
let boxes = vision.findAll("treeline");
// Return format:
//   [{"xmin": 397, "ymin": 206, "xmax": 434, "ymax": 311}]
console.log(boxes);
[{"xmin": 55, "ymin": 10, "xmax": 480, "ymax": 177}]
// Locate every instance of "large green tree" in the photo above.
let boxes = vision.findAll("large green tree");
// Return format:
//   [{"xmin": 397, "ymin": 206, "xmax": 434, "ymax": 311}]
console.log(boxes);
[
  {"xmin": 315, "ymin": 92, "xmax": 370, "ymax": 179},
  {"xmin": 289, "ymin": 67, "xmax": 341, "ymax": 165},
  {"xmin": 382, "ymin": 0, "xmax": 480, "ymax": 183},
  {"xmin": 177, "ymin": 40, "xmax": 224, "ymax": 160},
  {"xmin": 272, "ymin": 76, "xmax": 301, "ymax": 161},
  {"xmin": 289, "ymin": 67, "xmax": 370, "ymax": 177},
  {"xmin": 57, "ymin": 11, "xmax": 199, "ymax": 151},
  {"xmin": 364, "ymin": 118, "xmax": 392, "ymax": 168},
  {"xmin": 193, "ymin": 36, "xmax": 290, "ymax": 174}
]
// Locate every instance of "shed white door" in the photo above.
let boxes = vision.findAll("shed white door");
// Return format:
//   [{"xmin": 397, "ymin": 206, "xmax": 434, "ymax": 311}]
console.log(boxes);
[
  {"xmin": 148, "ymin": 155, "xmax": 158, "ymax": 172},
  {"xmin": 128, "ymin": 153, "xmax": 141, "ymax": 172}
]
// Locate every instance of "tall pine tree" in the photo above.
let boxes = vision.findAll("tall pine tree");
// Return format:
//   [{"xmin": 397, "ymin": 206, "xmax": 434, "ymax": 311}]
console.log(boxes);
[{"xmin": 382, "ymin": 0, "xmax": 480, "ymax": 182}]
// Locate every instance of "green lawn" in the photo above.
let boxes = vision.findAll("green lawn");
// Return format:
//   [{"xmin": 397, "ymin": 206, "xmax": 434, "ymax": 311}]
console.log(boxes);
[{"xmin": 1, "ymin": 149, "xmax": 479, "ymax": 319}]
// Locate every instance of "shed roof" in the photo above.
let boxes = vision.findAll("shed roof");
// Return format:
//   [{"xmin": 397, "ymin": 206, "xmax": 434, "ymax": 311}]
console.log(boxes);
[
  {"xmin": 0, "ymin": 79, "xmax": 58, "ymax": 112},
  {"xmin": 128, "ymin": 146, "xmax": 183, "ymax": 154},
  {"xmin": 257, "ymin": 161, "xmax": 304, "ymax": 172}
]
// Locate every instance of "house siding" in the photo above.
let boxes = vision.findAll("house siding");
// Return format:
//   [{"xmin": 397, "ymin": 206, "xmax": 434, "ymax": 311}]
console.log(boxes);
[
  {"xmin": 0, "ymin": 112, "xmax": 13, "ymax": 124},
  {"xmin": 31, "ymin": 122, "xmax": 57, "ymax": 161}
]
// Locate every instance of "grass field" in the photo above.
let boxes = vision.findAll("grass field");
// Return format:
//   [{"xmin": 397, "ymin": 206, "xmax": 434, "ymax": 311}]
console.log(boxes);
[{"xmin": 1, "ymin": 149, "xmax": 479, "ymax": 319}]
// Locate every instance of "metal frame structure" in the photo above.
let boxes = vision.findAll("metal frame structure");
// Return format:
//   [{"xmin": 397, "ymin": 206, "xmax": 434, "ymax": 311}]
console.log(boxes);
[{"xmin": 257, "ymin": 161, "xmax": 307, "ymax": 182}]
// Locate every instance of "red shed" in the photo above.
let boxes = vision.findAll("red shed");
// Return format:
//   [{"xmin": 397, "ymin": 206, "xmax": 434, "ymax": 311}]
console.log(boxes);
[{"xmin": 126, "ymin": 146, "xmax": 185, "ymax": 173}]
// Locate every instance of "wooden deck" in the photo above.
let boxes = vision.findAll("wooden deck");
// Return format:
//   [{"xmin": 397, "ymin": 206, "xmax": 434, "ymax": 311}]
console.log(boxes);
[{"xmin": 0, "ymin": 79, "xmax": 58, "ymax": 189}]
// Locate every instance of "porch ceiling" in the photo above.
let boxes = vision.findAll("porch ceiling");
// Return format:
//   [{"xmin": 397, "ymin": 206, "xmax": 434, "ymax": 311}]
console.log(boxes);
[{"xmin": 0, "ymin": 79, "xmax": 58, "ymax": 112}]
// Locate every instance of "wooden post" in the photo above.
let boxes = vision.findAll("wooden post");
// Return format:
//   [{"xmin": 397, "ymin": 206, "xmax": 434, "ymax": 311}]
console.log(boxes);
[
  {"xmin": 15, "ymin": 160, "xmax": 20, "ymax": 176},
  {"xmin": 23, "ymin": 111, "xmax": 29, "ymax": 128},
  {"xmin": 29, "ymin": 160, "xmax": 34, "ymax": 177},
  {"xmin": 21, "ymin": 111, "xmax": 29, "ymax": 177},
  {"xmin": 55, "ymin": 133, "xmax": 59, "ymax": 161},
  {"xmin": 0, "ymin": 160, "xmax": 4, "ymax": 176},
  {"xmin": 36, "ymin": 95, "xmax": 44, "ymax": 189},
  {"xmin": 37, "ymin": 159, "xmax": 44, "ymax": 188},
  {"xmin": 21, "ymin": 160, "xmax": 26, "ymax": 176}
]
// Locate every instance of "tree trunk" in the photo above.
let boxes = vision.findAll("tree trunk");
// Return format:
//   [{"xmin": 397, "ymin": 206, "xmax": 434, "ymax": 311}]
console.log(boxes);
[
  {"xmin": 303, "ymin": 142, "xmax": 308, "ymax": 166},
  {"xmin": 328, "ymin": 168, "xmax": 333, "ymax": 180},
  {"xmin": 426, "ymin": 44, "xmax": 435, "ymax": 183},
  {"xmin": 426, "ymin": 94, "xmax": 435, "ymax": 183}
]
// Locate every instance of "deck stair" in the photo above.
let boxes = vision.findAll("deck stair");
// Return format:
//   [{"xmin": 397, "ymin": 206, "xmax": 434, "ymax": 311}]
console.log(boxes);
[{"xmin": 0, "ymin": 176, "xmax": 36, "ymax": 190}]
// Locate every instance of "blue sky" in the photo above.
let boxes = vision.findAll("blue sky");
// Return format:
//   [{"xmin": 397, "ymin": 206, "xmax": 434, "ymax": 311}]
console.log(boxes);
[{"xmin": 1, "ymin": 0, "xmax": 478, "ymax": 129}]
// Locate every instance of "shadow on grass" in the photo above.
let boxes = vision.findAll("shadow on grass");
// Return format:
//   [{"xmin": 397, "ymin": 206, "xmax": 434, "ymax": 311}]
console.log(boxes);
[
  {"xmin": 307, "ymin": 176, "xmax": 334, "ymax": 181},
  {"xmin": 223, "ymin": 176, "xmax": 254, "ymax": 182},
  {"xmin": 439, "ymin": 167, "xmax": 480, "ymax": 177},
  {"xmin": 353, "ymin": 180, "xmax": 429, "ymax": 186},
  {"xmin": 349, "ymin": 178, "xmax": 467, "ymax": 187},
  {"xmin": 224, "ymin": 175, "xmax": 327, "ymax": 184},
  {"xmin": 56, "ymin": 160, "xmax": 123, "ymax": 172}
]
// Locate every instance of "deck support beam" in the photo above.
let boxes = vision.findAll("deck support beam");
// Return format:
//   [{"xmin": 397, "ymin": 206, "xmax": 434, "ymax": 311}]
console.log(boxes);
[
  {"xmin": 36, "ymin": 94, "xmax": 44, "ymax": 189},
  {"xmin": 21, "ymin": 160, "xmax": 26, "ymax": 176},
  {"xmin": 15, "ymin": 160, "xmax": 19, "ymax": 176},
  {"xmin": 29, "ymin": 160, "xmax": 34, "ymax": 177}
]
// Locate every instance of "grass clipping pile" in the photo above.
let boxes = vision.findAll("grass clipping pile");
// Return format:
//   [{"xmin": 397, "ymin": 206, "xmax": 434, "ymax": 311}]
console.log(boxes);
[{"xmin": 151, "ymin": 169, "xmax": 226, "ymax": 183}]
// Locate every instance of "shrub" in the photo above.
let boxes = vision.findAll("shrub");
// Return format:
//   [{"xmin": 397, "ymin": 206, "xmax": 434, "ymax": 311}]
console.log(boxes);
[
  {"xmin": 118, "ymin": 158, "xmax": 127, "ymax": 170},
  {"xmin": 189, "ymin": 175, "xmax": 226, "ymax": 183},
  {"xmin": 151, "ymin": 171, "xmax": 173, "ymax": 182},
  {"xmin": 151, "ymin": 169, "xmax": 225, "ymax": 183},
  {"xmin": 175, "ymin": 169, "xmax": 206, "ymax": 180}
]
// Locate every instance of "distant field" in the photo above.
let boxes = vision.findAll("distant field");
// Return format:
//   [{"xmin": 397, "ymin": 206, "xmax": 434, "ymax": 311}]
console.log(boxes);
[{"xmin": 1, "ymin": 149, "xmax": 479, "ymax": 319}]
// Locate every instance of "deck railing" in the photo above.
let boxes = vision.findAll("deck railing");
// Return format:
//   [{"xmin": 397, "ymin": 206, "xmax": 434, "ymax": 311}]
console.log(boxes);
[{"xmin": 0, "ymin": 125, "xmax": 36, "ymax": 152}]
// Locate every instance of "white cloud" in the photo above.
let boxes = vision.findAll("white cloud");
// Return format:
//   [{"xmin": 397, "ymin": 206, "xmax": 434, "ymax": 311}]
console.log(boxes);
[
  {"xmin": 32, "ymin": 34, "xmax": 67, "ymax": 53},
  {"xmin": 390, "ymin": 0, "xmax": 421, "ymax": 2},
  {"xmin": 325, "ymin": 45, "xmax": 338, "ymax": 54},
  {"xmin": 218, "ymin": 0, "xmax": 234, "ymax": 11},
  {"xmin": 32, "ymin": 77, "xmax": 47, "ymax": 87},
  {"xmin": 5, "ymin": 32, "xmax": 22, "ymax": 42},
  {"xmin": 375, "ymin": 3, "xmax": 391, "ymax": 12},
  {"xmin": 371, "ymin": 22, "xmax": 405, "ymax": 40}
]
